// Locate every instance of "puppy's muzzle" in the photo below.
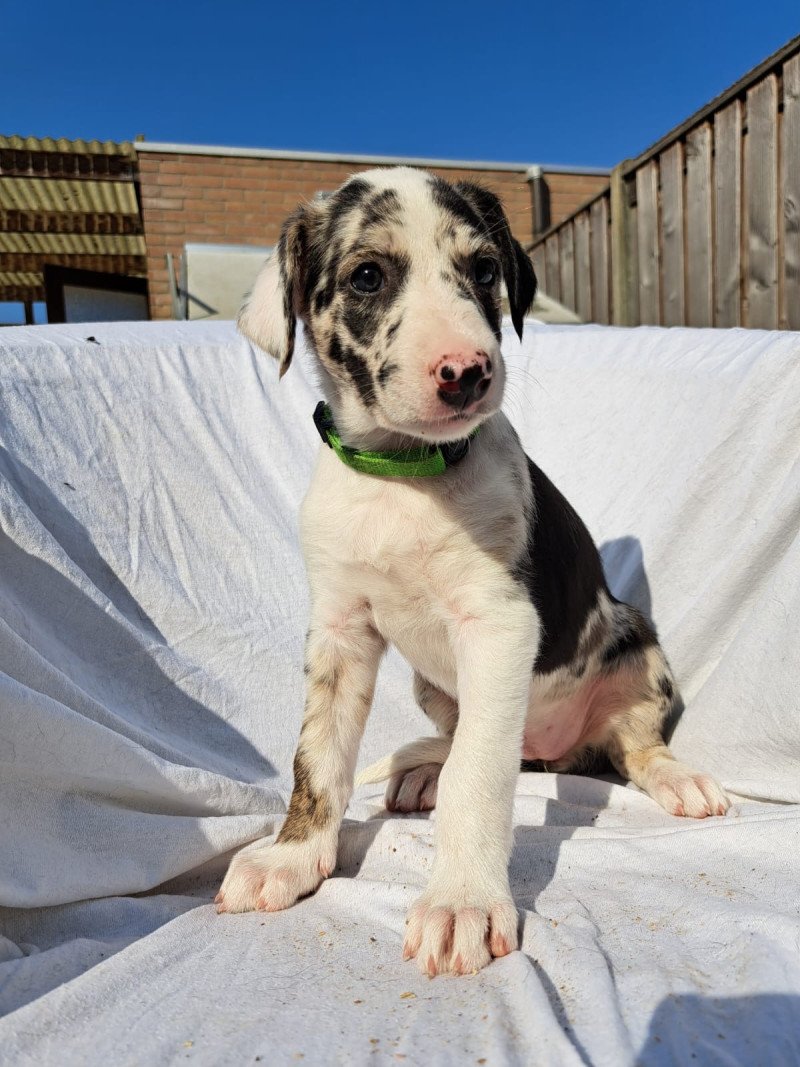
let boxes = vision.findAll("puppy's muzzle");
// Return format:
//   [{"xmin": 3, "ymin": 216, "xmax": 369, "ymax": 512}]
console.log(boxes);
[{"xmin": 434, "ymin": 352, "xmax": 493, "ymax": 409}]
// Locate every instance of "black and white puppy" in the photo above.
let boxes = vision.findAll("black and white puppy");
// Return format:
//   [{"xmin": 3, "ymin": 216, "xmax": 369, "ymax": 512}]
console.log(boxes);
[{"xmin": 217, "ymin": 167, "xmax": 729, "ymax": 977}]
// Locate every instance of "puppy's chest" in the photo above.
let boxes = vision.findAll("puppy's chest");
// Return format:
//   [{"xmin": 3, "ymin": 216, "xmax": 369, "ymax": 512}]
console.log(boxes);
[
  {"xmin": 309, "ymin": 481, "xmax": 466, "ymax": 584},
  {"xmin": 303, "ymin": 463, "xmax": 525, "ymax": 601}
]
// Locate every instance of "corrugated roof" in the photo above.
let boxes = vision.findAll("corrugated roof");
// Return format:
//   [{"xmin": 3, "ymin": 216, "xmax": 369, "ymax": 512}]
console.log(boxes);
[
  {"xmin": 0, "ymin": 177, "xmax": 139, "ymax": 215},
  {"xmin": 1, "ymin": 271, "xmax": 41, "ymax": 288},
  {"xmin": 1, "ymin": 233, "xmax": 146, "ymax": 255},
  {"xmin": 0, "ymin": 135, "xmax": 145, "ymax": 304},
  {"xmin": 0, "ymin": 135, "xmax": 135, "ymax": 156}
]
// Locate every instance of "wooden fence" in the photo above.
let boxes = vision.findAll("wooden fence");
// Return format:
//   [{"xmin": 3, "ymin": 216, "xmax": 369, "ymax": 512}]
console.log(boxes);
[{"xmin": 529, "ymin": 35, "xmax": 800, "ymax": 330}]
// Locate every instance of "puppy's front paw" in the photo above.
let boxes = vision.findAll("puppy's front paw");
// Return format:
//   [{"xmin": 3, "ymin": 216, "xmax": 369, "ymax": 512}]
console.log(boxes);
[
  {"xmin": 215, "ymin": 837, "xmax": 335, "ymax": 915},
  {"xmin": 386, "ymin": 763, "xmax": 441, "ymax": 813},
  {"xmin": 647, "ymin": 762, "xmax": 730, "ymax": 818},
  {"xmin": 403, "ymin": 888, "xmax": 518, "ymax": 977}
]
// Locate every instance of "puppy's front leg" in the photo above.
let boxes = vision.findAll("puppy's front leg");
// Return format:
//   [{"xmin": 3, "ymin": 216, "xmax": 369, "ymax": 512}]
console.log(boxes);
[
  {"xmin": 217, "ymin": 597, "xmax": 384, "ymax": 914},
  {"xmin": 405, "ymin": 595, "xmax": 538, "ymax": 976}
]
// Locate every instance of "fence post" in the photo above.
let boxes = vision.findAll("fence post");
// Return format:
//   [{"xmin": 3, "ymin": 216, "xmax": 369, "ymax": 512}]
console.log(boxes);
[{"xmin": 610, "ymin": 162, "xmax": 635, "ymax": 325}]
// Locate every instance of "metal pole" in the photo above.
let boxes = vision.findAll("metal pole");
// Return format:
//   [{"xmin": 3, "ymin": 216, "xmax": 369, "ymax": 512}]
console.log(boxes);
[{"xmin": 526, "ymin": 165, "xmax": 551, "ymax": 240}]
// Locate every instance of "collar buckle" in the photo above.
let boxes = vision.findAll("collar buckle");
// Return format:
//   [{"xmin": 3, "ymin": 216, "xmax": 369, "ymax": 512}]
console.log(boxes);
[
  {"xmin": 440, "ymin": 437, "xmax": 470, "ymax": 467},
  {"xmin": 313, "ymin": 400, "xmax": 335, "ymax": 446}
]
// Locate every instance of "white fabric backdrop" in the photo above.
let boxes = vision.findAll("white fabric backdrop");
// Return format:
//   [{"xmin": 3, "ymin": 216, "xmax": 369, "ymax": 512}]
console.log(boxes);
[{"xmin": 0, "ymin": 320, "xmax": 798, "ymax": 1065}]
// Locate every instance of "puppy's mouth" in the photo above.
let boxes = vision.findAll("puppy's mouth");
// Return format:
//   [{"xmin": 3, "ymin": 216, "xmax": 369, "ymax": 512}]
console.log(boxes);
[{"xmin": 381, "ymin": 404, "xmax": 489, "ymax": 443}]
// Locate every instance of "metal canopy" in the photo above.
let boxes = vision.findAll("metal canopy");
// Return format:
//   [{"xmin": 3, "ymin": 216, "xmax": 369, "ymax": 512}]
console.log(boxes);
[{"xmin": 0, "ymin": 135, "xmax": 146, "ymax": 304}]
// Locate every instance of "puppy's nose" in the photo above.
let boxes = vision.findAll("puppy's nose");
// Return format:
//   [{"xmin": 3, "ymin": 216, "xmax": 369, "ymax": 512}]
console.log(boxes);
[{"xmin": 434, "ymin": 352, "xmax": 493, "ymax": 407}]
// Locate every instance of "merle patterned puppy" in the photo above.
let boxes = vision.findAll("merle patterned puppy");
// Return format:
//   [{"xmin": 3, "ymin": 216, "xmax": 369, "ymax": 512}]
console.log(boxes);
[{"xmin": 217, "ymin": 167, "xmax": 729, "ymax": 977}]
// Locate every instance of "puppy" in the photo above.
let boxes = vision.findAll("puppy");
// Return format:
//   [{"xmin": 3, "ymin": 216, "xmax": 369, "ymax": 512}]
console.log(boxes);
[{"xmin": 217, "ymin": 167, "xmax": 729, "ymax": 976}]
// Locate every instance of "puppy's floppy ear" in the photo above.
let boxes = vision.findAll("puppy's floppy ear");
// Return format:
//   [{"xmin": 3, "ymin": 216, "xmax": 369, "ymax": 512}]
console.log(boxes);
[
  {"xmin": 454, "ymin": 182, "xmax": 537, "ymax": 340},
  {"xmin": 238, "ymin": 207, "xmax": 307, "ymax": 377}
]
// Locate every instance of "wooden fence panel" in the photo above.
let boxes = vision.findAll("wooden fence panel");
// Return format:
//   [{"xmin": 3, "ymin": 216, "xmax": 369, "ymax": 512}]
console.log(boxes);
[
  {"xmin": 589, "ymin": 196, "xmax": 610, "ymax": 323},
  {"xmin": 714, "ymin": 101, "xmax": 743, "ymax": 326},
  {"xmin": 685, "ymin": 123, "xmax": 713, "ymax": 326},
  {"xmin": 610, "ymin": 165, "xmax": 628, "ymax": 324},
  {"xmin": 573, "ymin": 210, "xmax": 592, "ymax": 321},
  {"xmin": 545, "ymin": 234, "xmax": 561, "ymax": 303},
  {"xmin": 636, "ymin": 160, "xmax": 661, "ymax": 324},
  {"xmin": 528, "ymin": 38, "xmax": 800, "ymax": 332},
  {"xmin": 659, "ymin": 143, "xmax": 684, "ymax": 326},
  {"xmin": 530, "ymin": 243, "xmax": 546, "ymax": 301},
  {"xmin": 782, "ymin": 53, "xmax": 800, "ymax": 330},
  {"xmin": 559, "ymin": 221, "xmax": 576, "ymax": 312},
  {"xmin": 629, "ymin": 195, "xmax": 640, "ymax": 325},
  {"xmin": 744, "ymin": 75, "xmax": 779, "ymax": 328}
]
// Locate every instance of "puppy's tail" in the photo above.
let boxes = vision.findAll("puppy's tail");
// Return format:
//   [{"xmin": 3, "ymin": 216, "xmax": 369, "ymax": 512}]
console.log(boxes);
[{"xmin": 355, "ymin": 736, "xmax": 452, "ymax": 787}]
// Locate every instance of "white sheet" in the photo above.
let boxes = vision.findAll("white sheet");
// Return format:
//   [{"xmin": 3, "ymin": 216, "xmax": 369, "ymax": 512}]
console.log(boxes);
[{"xmin": 1, "ymin": 320, "xmax": 798, "ymax": 1065}]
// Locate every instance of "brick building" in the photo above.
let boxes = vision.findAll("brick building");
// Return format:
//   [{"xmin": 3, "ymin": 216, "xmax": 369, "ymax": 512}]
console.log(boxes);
[
  {"xmin": 0, "ymin": 136, "xmax": 608, "ymax": 322},
  {"xmin": 135, "ymin": 143, "xmax": 609, "ymax": 320}
]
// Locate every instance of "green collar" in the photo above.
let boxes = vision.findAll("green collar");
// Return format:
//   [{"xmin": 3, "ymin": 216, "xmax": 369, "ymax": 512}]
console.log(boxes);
[{"xmin": 313, "ymin": 401, "xmax": 479, "ymax": 477}]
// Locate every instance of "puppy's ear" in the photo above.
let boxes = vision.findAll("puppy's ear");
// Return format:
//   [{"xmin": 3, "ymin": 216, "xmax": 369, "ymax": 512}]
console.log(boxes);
[
  {"xmin": 454, "ymin": 182, "xmax": 537, "ymax": 340},
  {"xmin": 238, "ymin": 207, "xmax": 308, "ymax": 377}
]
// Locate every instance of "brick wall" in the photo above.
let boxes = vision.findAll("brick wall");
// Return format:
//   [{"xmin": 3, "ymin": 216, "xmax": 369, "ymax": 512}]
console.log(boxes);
[{"xmin": 137, "ymin": 151, "xmax": 607, "ymax": 320}]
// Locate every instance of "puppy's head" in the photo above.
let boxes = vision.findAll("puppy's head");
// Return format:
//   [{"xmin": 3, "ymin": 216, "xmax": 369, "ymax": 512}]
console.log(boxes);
[{"xmin": 239, "ymin": 167, "xmax": 536, "ymax": 444}]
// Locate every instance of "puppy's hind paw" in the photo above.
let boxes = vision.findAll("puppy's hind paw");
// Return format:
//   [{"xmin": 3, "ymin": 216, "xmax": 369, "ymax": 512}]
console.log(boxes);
[
  {"xmin": 646, "ymin": 762, "xmax": 730, "ymax": 819},
  {"xmin": 385, "ymin": 763, "xmax": 441, "ymax": 813}
]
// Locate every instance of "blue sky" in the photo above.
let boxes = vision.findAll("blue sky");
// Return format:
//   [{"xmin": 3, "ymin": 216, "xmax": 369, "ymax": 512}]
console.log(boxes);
[{"xmin": 3, "ymin": 1, "xmax": 798, "ymax": 167}]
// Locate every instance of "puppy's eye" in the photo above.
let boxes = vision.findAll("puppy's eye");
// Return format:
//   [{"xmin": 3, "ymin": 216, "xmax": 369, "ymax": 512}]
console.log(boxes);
[
  {"xmin": 473, "ymin": 257, "xmax": 497, "ymax": 286},
  {"xmin": 351, "ymin": 262, "xmax": 384, "ymax": 294}
]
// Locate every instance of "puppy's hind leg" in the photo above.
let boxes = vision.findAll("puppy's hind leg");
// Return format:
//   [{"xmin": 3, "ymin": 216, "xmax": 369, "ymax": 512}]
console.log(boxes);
[
  {"xmin": 217, "ymin": 599, "xmax": 385, "ymax": 914},
  {"xmin": 414, "ymin": 673, "xmax": 459, "ymax": 737},
  {"xmin": 604, "ymin": 653, "xmax": 729, "ymax": 819},
  {"xmin": 385, "ymin": 675, "xmax": 458, "ymax": 813}
]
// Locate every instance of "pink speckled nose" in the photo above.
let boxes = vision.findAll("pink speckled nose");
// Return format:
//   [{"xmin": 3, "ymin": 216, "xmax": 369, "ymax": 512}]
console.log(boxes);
[{"xmin": 433, "ymin": 352, "xmax": 493, "ymax": 406}]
